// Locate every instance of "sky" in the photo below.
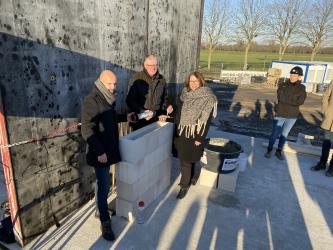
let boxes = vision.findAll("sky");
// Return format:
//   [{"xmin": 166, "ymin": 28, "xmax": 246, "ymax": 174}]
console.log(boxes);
[{"xmin": 202, "ymin": 0, "xmax": 333, "ymax": 47}]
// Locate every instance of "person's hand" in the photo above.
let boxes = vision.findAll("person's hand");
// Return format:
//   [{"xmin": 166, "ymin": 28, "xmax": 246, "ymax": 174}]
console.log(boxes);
[
  {"xmin": 145, "ymin": 115, "xmax": 153, "ymax": 121},
  {"xmin": 159, "ymin": 115, "xmax": 167, "ymax": 122},
  {"xmin": 97, "ymin": 153, "xmax": 107, "ymax": 163},
  {"xmin": 194, "ymin": 141, "xmax": 201, "ymax": 146},
  {"xmin": 127, "ymin": 112, "xmax": 137, "ymax": 123},
  {"xmin": 166, "ymin": 105, "xmax": 173, "ymax": 115},
  {"xmin": 144, "ymin": 110, "xmax": 153, "ymax": 121}
]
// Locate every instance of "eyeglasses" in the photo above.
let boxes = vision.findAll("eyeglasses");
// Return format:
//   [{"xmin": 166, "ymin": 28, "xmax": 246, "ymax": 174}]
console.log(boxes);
[{"xmin": 145, "ymin": 64, "xmax": 158, "ymax": 67}]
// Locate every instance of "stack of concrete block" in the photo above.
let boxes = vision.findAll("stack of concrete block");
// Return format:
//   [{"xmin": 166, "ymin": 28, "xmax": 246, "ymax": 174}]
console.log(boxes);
[
  {"xmin": 267, "ymin": 68, "xmax": 281, "ymax": 86},
  {"xmin": 116, "ymin": 121, "xmax": 173, "ymax": 221},
  {"xmin": 199, "ymin": 167, "xmax": 240, "ymax": 192}
]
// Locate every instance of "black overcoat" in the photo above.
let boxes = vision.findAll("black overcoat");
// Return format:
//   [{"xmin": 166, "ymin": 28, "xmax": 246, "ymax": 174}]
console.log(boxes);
[{"xmin": 81, "ymin": 86, "xmax": 125, "ymax": 167}]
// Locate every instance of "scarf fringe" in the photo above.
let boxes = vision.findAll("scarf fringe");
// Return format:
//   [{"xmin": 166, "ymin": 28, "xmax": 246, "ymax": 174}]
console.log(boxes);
[
  {"xmin": 178, "ymin": 119, "xmax": 207, "ymax": 138},
  {"xmin": 213, "ymin": 102, "xmax": 217, "ymax": 118},
  {"xmin": 178, "ymin": 101, "xmax": 217, "ymax": 139}
]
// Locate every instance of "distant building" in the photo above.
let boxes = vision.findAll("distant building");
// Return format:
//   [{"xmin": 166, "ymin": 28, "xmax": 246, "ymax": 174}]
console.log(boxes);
[{"xmin": 271, "ymin": 60, "xmax": 333, "ymax": 92}]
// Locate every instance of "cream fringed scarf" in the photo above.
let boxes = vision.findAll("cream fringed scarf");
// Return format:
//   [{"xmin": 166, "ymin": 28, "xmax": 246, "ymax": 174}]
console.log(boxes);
[{"xmin": 178, "ymin": 86, "xmax": 218, "ymax": 138}]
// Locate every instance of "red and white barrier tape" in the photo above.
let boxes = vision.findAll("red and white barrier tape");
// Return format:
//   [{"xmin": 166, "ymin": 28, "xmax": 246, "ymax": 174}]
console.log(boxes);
[{"xmin": 0, "ymin": 123, "xmax": 81, "ymax": 149}]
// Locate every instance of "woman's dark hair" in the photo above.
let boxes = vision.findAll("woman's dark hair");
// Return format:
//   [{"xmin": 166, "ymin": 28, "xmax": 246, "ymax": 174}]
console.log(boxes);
[{"xmin": 185, "ymin": 71, "xmax": 206, "ymax": 91}]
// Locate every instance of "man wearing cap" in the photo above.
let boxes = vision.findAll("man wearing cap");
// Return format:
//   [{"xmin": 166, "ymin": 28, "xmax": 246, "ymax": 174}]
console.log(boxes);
[
  {"xmin": 310, "ymin": 79, "xmax": 333, "ymax": 177},
  {"xmin": 265, "ymin": 66, "xmax": 307, "ymax": 160}
]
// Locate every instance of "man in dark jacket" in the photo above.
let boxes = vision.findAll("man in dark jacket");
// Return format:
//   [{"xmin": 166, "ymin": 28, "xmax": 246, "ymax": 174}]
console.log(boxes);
[
  {"xmin": 81, "ymin": 70, "xmax": 132, "ymax": 241},
  {"xmin": 126, "ymin": 55, "xmax": 173, "ymax": 130},
  {"xmin": 265, "ymin": 66, "xmax": 307, "ymax": 160}
]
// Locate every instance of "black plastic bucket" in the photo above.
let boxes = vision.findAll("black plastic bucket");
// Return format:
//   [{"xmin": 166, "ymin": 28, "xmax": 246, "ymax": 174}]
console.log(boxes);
[{"xmin": 200, "ymin": 138, "xmax": 242, "ymax": 174}]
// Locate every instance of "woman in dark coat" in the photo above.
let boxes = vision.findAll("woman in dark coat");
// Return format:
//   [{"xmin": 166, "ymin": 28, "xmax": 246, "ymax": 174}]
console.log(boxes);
[{"xmin": 173, "ymin": 71, "xmax": 217, "ymax": 199}]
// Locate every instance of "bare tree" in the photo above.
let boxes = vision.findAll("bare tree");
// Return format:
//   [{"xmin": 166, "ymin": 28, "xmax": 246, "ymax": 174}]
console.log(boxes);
[
  {"xmin": 203, "ymin": 0, "xmax": 230, "ymax": 70},
  {"xmin": 302, "ymin": 0, "xmax": 333, "ymax": 61},
  {"xmin": 268, "ymin": 0, "xmax": 307, "ymax": 60},
  {"xmin": 234, "ymin": 0, "xmax": 266, "ymax": 70}
]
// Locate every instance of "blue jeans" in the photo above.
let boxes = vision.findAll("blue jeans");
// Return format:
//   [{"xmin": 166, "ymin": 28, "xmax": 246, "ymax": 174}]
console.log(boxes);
[
  {"xmin": 93, "ymin": 166, "xmax": 110, "ymax": 222},
  {"xmin": 268, "ymin": 117, "xmax": 297, "ymax": 151}
]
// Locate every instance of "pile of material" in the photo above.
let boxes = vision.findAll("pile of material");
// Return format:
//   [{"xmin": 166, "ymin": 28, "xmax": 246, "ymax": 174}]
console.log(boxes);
[{"xmin": 266, "ymin": 68, "xmax": 281, "ymax": 86}]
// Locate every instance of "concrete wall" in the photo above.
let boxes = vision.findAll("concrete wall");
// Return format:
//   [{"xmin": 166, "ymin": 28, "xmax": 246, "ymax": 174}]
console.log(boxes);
[{"xmin": 0, "ymin": 0, "xmax": 203, "ymax": 245}]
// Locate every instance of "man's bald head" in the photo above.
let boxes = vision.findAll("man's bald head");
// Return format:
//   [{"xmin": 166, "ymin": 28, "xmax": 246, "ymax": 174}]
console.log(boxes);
[{"xmin": 99, "ymin": 70, "xmax": 117, "ymax": 93}]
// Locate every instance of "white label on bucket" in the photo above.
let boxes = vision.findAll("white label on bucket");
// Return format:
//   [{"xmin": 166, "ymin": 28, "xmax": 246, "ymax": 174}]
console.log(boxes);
[{"xmin": 221, "ymin": 158, "xmax": 239, "ymax": 171}]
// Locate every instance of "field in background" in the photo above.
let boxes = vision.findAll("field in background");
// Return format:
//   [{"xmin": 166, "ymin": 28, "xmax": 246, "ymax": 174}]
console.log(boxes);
[{"xmin": 199, "ymin": 49, "xmax": 333, "ymax": 79}]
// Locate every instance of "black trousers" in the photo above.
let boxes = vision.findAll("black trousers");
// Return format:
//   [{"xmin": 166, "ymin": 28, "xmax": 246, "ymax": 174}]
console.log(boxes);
[
  {"xmin": 320, "ymin": 139, "xmax": 333, "ymax": 166},
  {"xmin": 179, "ymin": 160, "xmax": 201, "ymax": 188}
]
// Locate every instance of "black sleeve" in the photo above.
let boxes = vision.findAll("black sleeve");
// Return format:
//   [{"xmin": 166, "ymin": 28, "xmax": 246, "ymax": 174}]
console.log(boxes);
[
  {"xmin": 116, "ymin": 113, "xmax": 128, "ymax": 123},
  {"xmin": 126, "ymin": 83, "xmax": 141, "ymax": 114},
  {"xmin": 81, "ymin": 98, "xmax": 105, "ymax": 156}
]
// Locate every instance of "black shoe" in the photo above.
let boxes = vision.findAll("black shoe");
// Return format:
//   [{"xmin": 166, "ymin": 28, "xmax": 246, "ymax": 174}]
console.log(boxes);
[
  {"xmin": 190, "ymin": 178, "xmax": 198, "ymax": 186},
  {"xmin": 275, "ymin": 149, "xmax": 284, "ymax": 160},
  {"xmin": 325, "ymin": 164, "xmax": 333, "ymax": 177},
  {"xmin": 264, "ymin": 150, "xmax": 272, "ymax": 159},
  {"xmin": 311, "ymin": 162, "xmax": 326, "ymax": 171},
  {"xmin": 101, "ymin": 220, "xmax": 115, "ymax": 241},
  {"xmin": 176, "ymin": 187, "xmax": 189, "ymax": 199}
]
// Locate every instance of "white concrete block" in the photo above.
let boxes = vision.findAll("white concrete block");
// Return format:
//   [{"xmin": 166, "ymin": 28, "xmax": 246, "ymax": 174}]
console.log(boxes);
[
  {"xmin": 217, "ymin": 168, "xmax": 240, "ymax": 192},
  {"xmin": 116, "ymin": 143, "xmax": 172, "ymax": 184},
  {"xmin": 155, "ymin": 172, "xmax": 170, "ymax": 198},
  {"xmin": 116, "ymin": 158, "xmax": 172, "ymax": 221},
  {"xmin": 117, "ymin": 156, "xmax": 171, "ymax": 200},
  {"xmin": 116, "ymin": 182, "xmax": 158, "ymax": 221},
  {"xmin": 117, "ymin": 164, "xmax": 160, "ymax": 202},
  {"xmin": 199, "ymin": 168, "xmax": 218, "ymax": 188},
  {"xmin": 119, "ymin": 122, "xmax": 173, "ymax": 163},
  {"xmin": 155, "ymin": 157, "xmax": 171, "ymax": 197},
  {"xmin": 116, "ymin": 198, "xmax": 135, "ymax": 222},
  {"xmin": 158, "ymin": 157, "xmax": 171, "ymax": 181},
  {"xmin": 155, "ymin": 122, "xmax": 173, "ymax": 149}
]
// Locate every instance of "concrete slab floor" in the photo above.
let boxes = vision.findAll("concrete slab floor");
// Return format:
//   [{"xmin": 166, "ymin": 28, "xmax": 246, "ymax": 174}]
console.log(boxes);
[
  {"xmin": 2, "ymin": 128, "xmax": 333, "ymax": 250},
  {"xmin": 209, "ymin": 82, "xmax": 323, "ymax": 140}
]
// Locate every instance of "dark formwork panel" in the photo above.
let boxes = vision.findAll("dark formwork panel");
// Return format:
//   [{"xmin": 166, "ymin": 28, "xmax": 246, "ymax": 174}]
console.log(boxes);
[
  {"xmin": 0, "ymin": 0, "xmax": 203, "ymax": 246},
  {"xmin": 0, "ymin": 33, "xmax": 133, "ymax": 245}
]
